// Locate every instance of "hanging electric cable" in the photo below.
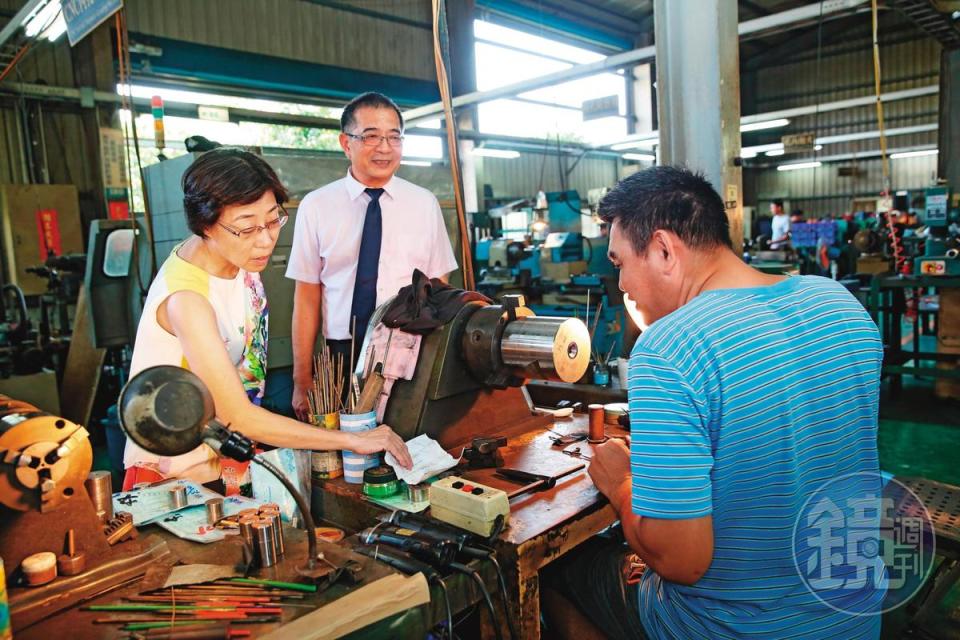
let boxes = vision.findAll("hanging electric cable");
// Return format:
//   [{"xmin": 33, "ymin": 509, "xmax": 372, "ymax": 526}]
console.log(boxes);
[
  {"xmin": 0, "ymin": 43, "xmax": 32, "ymax": 84},
  {"xmin": 114, "ymin": 11, "xmax": 151, "ymax": 296},
  {"xmin": 116, "ymin": 9, "xmax": 158, "ymax": 282},
  {"xmin": 431, "ymin": 0, "xmax": 475, "ymax": 290},
  {"xmin": 871, "ymin": 0, "xmax": 891, "ymax": 196},
  {"xmin": 811, "ymin": 0, "xmax": 824, "ymax": 208}
]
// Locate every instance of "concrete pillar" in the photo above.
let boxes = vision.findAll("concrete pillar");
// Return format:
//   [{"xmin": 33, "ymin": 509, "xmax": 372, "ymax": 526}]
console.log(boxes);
[
  {"xmin": 654, "ymin": 0, "xmax": 743, "ymax": 251},
  {"xmin": 938, "ymin": 48, "xmax": 959, "ymax": 188}
]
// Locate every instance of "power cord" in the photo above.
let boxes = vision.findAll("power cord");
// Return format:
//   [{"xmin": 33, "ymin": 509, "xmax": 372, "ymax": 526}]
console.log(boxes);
[
  {"xmin": 486, "ymin": 553, "xmax": 520, "ymax": 640},
  {"xmin": 435, "ymin": 579, "xmax": 454, "ymax": 640},
  {"xmin": 450, "ymin": 562, "xmax": 503, "ymax": 640}
]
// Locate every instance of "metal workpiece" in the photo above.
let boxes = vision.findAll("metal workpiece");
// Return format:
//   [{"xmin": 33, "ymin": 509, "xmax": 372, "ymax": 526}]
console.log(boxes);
[
  {"xmin": 84, "ymin": 470, "xmax": 114, "ymax": 523},
  {"xmin": 205, "ymin": 498, "xmax": 224, "ymax": 525},
  {"xmin": 168, "ymin": 485, "xmax": 188, "ymax": 510},
  {"xmin": 238, "ymin": 515, "xmax": 257, "ymax": 549},
  {"xmin": 264, "ymin": 512, "xmax": 285, "ymax": 556},
  {"xmin": 406, "ymin": 482, "xmax": 430, "ymax": 504},
  {"xmin": 104, "ymin": 511, "xmax": 136, "ymax": 546},
  {"xmin": 253, "ymin": 521, "xmax": 277, "ymax": 567},
  {"xmin": 500, "ymin": 316, "xmax": 591, "ymax": 383},
  {"xmin": 56, "ymin": 529, "xmax": 86, "ymax": 576},
  {"xmin": 462, "ymin": 294, "xmax": 590, "ymax": 386},
  {"xmin": 588, "ymin": 404, "xmax": 607, "ymax": 443}
]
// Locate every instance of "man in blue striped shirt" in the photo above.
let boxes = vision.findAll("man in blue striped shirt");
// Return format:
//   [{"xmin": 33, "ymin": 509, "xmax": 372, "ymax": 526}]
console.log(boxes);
[{"xmin": 543, "ymin": 166, "xmax": 884, "ymax": 639}]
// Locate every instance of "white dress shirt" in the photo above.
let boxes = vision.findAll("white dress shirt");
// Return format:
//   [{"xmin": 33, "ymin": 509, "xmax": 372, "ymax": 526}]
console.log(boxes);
[
  {"xmin": 770, "ymin": 213, "xmax": 791, "ymax": 249},
  {"xmin": 286, "ymin": 171, "xmax": 458, "ymax": 339}
]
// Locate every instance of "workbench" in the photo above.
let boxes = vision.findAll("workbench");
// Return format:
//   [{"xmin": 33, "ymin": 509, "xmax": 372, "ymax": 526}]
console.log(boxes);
[
  {"xmin": 315, "ymin": 412, "xmax": 626, "ymax": 640},
  {"xmin": 11, "ymin": 519, "xmax": 498, "ymax": 639},
  {"xmin": 865, "ymin": 274, "xmax": 960, "ymax": 395}
]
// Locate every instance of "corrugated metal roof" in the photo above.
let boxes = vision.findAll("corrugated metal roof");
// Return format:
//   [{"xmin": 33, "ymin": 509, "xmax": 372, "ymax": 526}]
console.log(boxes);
[{"xmin": 125, "ymin": 0, "xmax": 436, "ymax": 82}]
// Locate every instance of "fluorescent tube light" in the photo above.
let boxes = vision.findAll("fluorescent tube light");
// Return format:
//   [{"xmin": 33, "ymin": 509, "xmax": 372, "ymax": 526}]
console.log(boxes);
[
  {"xmin": 777, "ymin": 161, "xmax": 822, "ymax": 171},
  {"xmin": 472, "ymin": 148, "xmax": 521, "ymax": 159},
  {"xmin": 890, "ymin": 149, "xmax": 938, "ymax": 159},
  {"xmin": 740, "ymin": 118, "xmax": 790, "ymax": 132}
]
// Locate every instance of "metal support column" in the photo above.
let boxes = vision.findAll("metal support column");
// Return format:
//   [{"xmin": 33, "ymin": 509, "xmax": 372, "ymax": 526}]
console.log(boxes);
[
  {"xmin": 653, "ymin": 0, "xmax": 743, "ymax": 251},
  {"xmin": 938, "ymin": 48, "xmax": 960, "ymax": 188}
]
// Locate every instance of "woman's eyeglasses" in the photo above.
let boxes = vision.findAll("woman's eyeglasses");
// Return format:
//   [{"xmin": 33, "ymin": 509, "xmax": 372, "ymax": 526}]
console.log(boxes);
[{"xmin": 218, "ymin": 205, "xmax": 289, "ymax": 238}]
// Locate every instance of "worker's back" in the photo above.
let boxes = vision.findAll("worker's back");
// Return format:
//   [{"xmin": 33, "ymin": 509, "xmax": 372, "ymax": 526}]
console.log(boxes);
[{"xmin": 627, "ymin": 274, "xmax": 884, "ymax": 639}]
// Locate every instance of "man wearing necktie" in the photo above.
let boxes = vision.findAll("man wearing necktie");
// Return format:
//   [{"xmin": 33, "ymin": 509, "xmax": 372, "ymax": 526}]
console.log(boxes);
[{"xmin": 286, "ymin": 92, "xmax": 459, "ymax": 421}]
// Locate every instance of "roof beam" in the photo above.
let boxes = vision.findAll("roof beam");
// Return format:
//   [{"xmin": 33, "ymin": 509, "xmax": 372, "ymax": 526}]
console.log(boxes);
[{"xmin": 405, "ymin": 0, "xmax": 870, "ymax": 124}]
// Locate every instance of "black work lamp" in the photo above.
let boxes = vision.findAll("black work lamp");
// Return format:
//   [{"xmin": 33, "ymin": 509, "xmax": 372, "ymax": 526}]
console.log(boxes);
[{"xmin": 118, "ymin": 365, "xmax": 326, "ymax": 579}]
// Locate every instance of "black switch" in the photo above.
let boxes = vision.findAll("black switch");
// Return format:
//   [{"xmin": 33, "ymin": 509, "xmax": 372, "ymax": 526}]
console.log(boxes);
[
  {"xmin": 452, "ymin": 481, "xmax": 464, "ymax": 489},
  {"xmin": 471, "ymin": 487, "xmax": 484, "ymax": 495}
]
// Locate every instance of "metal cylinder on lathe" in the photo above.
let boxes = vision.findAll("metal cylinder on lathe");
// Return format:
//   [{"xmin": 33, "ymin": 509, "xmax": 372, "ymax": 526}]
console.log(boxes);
[
  {"xmin": 588, "ymin": 404, "xmax": 606, "ymax": 443},
  {"xmin": 84, "ymin": 470, "xmax": 114, "ymax": 523},
  {"xmin": 205, "ymin": 498, "xmax": 223, "ymax": 525},
  {"xmin": 168, "ymin": 485, "xmax": 188, "ymax": 510},
  {"xmin": 264, "ymin": 512, "xmax": 284, "ymax": 556},
  {"xmin": 500, "ymin": 316, "xmax": 591, "ymax": 383},
  {"xmin": 252, "ymin": 521, "xmax": 277, "ymax": 567}
]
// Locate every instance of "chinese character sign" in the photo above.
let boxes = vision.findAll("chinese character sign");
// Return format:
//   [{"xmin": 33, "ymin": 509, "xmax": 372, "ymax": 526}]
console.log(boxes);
[{"xmin": 35, "ymin": 209, "xmax": 62, "ymax": 260}]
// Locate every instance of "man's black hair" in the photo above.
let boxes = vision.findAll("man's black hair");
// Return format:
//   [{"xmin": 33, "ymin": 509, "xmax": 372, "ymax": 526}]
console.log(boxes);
[
  {"xmin": 772, "ymin": 198, "xmax": 785, "ymax": 209},
  {"xmin": 181, "ymin": 147, "xmax": 289, "ymax": 237},
  {"xmin": 598, "ymin": 165, "xmax": 732, "ymax": 255},
  {"xmin": 340, "ymin": 92, "xmax": 404, "ymax": 132}
]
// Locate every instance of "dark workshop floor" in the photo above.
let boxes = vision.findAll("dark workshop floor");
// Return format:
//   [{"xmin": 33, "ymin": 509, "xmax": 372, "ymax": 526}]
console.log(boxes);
[{"xmin": 879, "ymin": 373, "xmax": 960, "ymax": 639}]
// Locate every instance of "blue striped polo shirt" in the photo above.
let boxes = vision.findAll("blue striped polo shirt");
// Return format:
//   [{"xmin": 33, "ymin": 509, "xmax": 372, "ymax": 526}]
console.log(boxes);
[{"xmin": 629, "ymin": 275, "xmax": 884, "ymax": 639}]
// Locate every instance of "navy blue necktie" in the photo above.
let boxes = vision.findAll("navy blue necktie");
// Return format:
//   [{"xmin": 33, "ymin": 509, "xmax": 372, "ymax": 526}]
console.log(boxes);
[{"xmin": 351, "ymin": 188, "xmax": 384, "ymax": 345}]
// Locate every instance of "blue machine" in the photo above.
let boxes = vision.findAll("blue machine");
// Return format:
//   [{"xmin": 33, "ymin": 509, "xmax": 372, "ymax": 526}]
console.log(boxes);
[
  {"xmin": 543, "ymin": 232, "xmax": 583, "ymax": 262},
  {"xmin": 544, "ymin": 190, "xmax": 584, "ymax": 233},
  {"xmin": 914, "ymin": 186, "xmax": 959, "ymax": 276},
  {"xmin": 476, "ymin": 189, "xmax": 629, "ymax": 370}
]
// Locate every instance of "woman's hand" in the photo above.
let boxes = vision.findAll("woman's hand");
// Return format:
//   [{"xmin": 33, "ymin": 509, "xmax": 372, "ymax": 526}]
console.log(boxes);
[{"xmin": 348, "ymin": 426, "xmax": 413, "ymax": 469}]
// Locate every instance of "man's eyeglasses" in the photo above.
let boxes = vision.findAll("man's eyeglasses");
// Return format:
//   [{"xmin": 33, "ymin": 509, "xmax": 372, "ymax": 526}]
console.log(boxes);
[
  {"xmin": 344, "ymin": 132, "xmax": 404, "ymax": 148},
  {"xmin": 218, "ymin": 206, "xmax": 289, "ymax": 238}
]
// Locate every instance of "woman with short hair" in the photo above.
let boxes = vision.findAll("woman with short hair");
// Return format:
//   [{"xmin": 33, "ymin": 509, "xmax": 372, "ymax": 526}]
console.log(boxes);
[{"xmin": 123, "ymin": 148, "xmax": 411, "ymax": 490}]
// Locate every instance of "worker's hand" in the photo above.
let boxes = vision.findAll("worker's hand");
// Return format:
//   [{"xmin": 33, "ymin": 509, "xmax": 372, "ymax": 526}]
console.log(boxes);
[
  {"xmin": 349, "ymin": 425, "xmax": 413, "ymax": 470},
  {"xmin": 291, "ymin": 383, "xmax": 310, "ymax": 422},
  {"xmin": 588, "ymin": 438, "xmax": 632, "ymax": 515}
]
